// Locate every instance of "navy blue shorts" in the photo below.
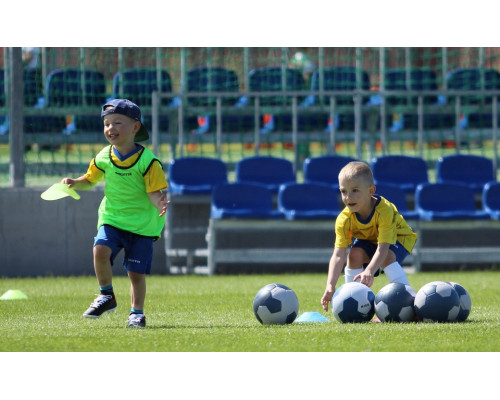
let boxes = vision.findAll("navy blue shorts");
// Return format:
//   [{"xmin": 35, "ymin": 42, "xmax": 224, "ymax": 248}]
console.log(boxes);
[
  {"xmin": 352, "ymin": 239, "xmax": 409, "ymax": 276},
  {"xmin": 94, "ymin": 225, "xmax": 154, "ymax": 275}
]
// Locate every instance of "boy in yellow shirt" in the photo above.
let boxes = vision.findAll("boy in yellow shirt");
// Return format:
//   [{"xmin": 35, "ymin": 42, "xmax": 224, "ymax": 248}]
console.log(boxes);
[
  {"xmin": 321, "ymin": 161, "xmax": 417, "ymax": 312},
  {"xmin": 61, "ymin": 99, "xmax": 169, "ymax": 328}
]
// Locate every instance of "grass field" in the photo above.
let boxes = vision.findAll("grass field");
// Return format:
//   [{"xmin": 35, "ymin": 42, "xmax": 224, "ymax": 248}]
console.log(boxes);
[
  {"xmin": 2, "ymin": 271, "xmax": 498, "ymax": 398},
  {"xmin": 1, "ymin": 271, "xmax": 499, "ymax": 352}
]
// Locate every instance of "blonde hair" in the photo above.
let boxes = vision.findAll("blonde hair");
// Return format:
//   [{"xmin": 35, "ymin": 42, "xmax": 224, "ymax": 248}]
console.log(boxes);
[{"xmin": 338, "ymin": 161, "xmax": 374, "ymax": 185}]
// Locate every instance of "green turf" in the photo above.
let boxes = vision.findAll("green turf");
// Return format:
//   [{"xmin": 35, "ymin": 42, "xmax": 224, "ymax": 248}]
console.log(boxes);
[{"xmin": 0, "ymin": 271, "xmax": 498, "ymax": 352}]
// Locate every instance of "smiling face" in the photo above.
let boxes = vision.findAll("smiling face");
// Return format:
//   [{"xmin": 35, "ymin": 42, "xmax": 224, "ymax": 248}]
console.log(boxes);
[
  {"xmin": 338, "ymin": 162, "xmax": 376, "ymax": 218},
  {"xmin": 102, "ymin": 111, "xmax": 140, "ymax": 152}
]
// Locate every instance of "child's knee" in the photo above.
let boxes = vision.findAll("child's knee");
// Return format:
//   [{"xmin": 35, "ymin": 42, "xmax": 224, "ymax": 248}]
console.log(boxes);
[
  {"xmin": 93, "ymin": 244, "xmax": 111, "ymax": 262},
  {"xmin": 348, "ymin": 247, "xmax": 367, "ymax": 268}
]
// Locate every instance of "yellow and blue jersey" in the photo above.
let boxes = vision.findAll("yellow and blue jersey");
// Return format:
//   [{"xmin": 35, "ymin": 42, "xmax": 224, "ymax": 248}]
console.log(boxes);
[{"xmin": 334, "ymin": 195, "xmax": 417, "ymax": 253}]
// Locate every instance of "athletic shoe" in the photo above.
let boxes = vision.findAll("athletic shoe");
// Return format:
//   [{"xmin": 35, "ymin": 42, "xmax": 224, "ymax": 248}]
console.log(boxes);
[
  {"xmin": 128, "ymin": 313, "xmax": 146, "ymax": 328},
  {"xmin": 82, "ymin": 294, "xmax": 117, "ymax": 318}
]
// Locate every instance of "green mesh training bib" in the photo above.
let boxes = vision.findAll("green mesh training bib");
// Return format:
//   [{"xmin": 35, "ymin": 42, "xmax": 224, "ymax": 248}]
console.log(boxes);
[{"xmin": 95, "ymin": 145, "xmax": 165, "ymax": 238}]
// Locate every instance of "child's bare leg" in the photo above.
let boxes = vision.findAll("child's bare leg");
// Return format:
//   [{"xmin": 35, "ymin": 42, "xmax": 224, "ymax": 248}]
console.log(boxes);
[
  {"xmin": 128, "ymin": 271, "xmax": 146, "ymax": 311},
  {"xmin": 345, "ymin": 247, "xmax": 368, "ymax": 282},
  {"xmin": 93, "ymin": 244, "xmax": 113, "ymax": 287}
]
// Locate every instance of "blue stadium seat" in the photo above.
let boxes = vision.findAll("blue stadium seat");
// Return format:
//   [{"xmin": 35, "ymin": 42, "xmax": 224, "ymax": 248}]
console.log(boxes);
[
  {"xmin": 415, "ymin": 182, "xmax": 490, "ymax": 220},
  {"xmin": 235, "ymin": 156, "xmax": 295, "ymax": 193},
  {"xmin": 112, "ymin": 68, "xmax": 172, "ymax": 132},
  {"xmin": 436, "ymin": 154, "xmax": 495, "ymax": 192},
  {"xmin": 248, "ymin": 67, "xmax": 306, "ymax": 106},
  {"xmin": 245, "ymin": 67, "xmax": 309, "ymax": 133},
  {"xmin": 0, "ymin": 68, "xmax": 61, "ymax": 134},
  {"xmin": 386, "ymin": 68, "xmax": 439, "ymax": 106},
  {"xmin": 168, "ymin": 157, "xmax": 227, "ymax": 195},
  {"xmin": 446, "ymin": 68, "xmax": 500, "ymax": 129},
  {"xmin": 482, "ymin": 181, "xmax": 500, "ymax": 220},
  {"xmin": 185, "ymin": 67, "xmax": 252, "ymax": 134},
  {"xmin": 310, "ymin": 66, "xmax": 371, "ymax": 106},
  {"xmin": 303, "ymin": 155, "xmax": 357, "ymax": 189},
  {"xmin": 305, "ymin": 66, "xmax": 371, "ymax": 132},
  {"xmin": 23, "ymin": 68, "xmax": 43, "ymax": 107},
  {"xmin": 211, "ymin": 182, "xmax": 284, "ymax": 219},
  {"xmin": 278, "ymin": 182, "xmax": 341, "ymax": 220},
  {"xmin": 112, "ymin": 68, "xmax": 172, "ymax": 106},
  {"xmin": 45, "ymin": 68, "xmax": 108, "ymax": 134},
  {"xmin": 375, "ymin": 183, "xmax": 419, "ymax": 220},
  {"xmin": 385, "ymin": 68, "xmax": 454, "ymax": 131},
  {"xmin": 371, "ymin": 155, "xmax": 429, "ymax": 194},
  {"xmin": 446, "ymin": 67, "xmax": 500, "ymax": 105},
  {"xmin": 187, "ymin": 67, "xmax": 240, "ymax": 107},
  {"xmin": 47, "ymin": 68, "xmax": 107, "ymax": 107}
]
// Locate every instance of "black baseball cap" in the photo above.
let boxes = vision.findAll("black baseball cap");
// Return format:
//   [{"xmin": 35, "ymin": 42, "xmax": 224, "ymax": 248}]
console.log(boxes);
[{"xmin": 101, "ymin": 99, "xmax": 149, "ymax": 142}]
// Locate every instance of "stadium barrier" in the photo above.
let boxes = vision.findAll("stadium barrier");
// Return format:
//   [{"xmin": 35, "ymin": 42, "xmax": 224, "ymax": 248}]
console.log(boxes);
[
  {"xmin": 165, "ymin": 193, "xmax": 211, "ymax": 273},
  {"xmin": 412, "ymin": 219, "xmax": 500, "ymax": 271},
  {"xmin": 205, "ymin": 218, "xmax": 338, "ymax": 275},
  {"xmin": 1, "ymin": 187, "xmax": 499, "ymax": 277},
  {"xmin": 205, "ymin": 217, "xmax": 500, "ymax": 275},
  {"xmin": 0, "ymin": 188, "xmax": 166, "ymax": 278}
]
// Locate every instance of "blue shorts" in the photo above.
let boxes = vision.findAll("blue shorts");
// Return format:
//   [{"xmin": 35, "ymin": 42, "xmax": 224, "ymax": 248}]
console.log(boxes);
[
  {"xmin": 94, "ymin": 225, "xmax": 154, "ymax": 275},
  {"xmin": 352, "ymin": 239, "xmax": 409, "ymax": 266}
]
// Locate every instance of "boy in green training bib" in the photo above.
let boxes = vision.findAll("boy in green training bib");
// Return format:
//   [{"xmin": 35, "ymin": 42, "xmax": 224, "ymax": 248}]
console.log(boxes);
[{"xmin": 61, "ymin": 99, "xmax": 169, "ymax": 328}]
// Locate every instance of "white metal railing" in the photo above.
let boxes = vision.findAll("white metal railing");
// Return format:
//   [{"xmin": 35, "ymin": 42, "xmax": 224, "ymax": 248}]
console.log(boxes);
[{"xmin": 152, "ymin": 89, "xmax": 500, "ymax": 170}]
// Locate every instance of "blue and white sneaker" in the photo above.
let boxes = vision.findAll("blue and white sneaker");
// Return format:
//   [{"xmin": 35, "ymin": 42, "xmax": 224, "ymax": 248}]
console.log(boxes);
[{"xmin": 128, "ymin": 313, "xmax": 146, "ymax": 328}]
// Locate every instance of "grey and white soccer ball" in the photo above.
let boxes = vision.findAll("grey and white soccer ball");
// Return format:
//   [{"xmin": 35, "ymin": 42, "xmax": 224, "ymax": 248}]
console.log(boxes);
[
  {"xmin": 446, "ymin": 281, "xmax": 472, "ymax": 322},
  {"xmin": 331, "ymin": 282, "xmax": 375, "ymax": 323},
  {"xmin": 414, "ymin": 281, "xmax": 460, "ymax": 322},
  {"xmin": 375, "ymin": 282, "xmax": 416, "ymax": 322},
  {"xmin": 253, "ymin": 283, "xmax": 299, "ymax": 325}
]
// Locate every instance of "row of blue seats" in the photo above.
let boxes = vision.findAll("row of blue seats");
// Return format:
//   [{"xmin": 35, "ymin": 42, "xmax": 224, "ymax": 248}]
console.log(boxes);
[
  {"xmin": 3, "ymin": 66, "xmax": 500, "ymax": 134},
  {"xmin": 209, "ymin": 180, "xmax": 500, "ymax": 221},
  {"xmin": 6, "ymin": 66, "xmax": 500, "ymax": 108},
  {"xmin": 168, "ymin": 153, "xmax": 497, "ymax": 196},
  {"xmin": 167, "ymin": 154, "xmax": 499, "ymax": 221}
]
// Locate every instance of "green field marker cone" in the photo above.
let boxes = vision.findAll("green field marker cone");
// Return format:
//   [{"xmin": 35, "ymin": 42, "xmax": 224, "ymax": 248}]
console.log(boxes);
[
  {"xmin": 0, "ymin": 289, "xmax": 28, "ymax": 300},
  {"xmin": 295, "ymin": 311, "xmax": 330, "ymax": 323}
]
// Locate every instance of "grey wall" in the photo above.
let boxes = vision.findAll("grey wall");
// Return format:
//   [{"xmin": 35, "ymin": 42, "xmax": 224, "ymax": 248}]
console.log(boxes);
[{"xmin": 0, "ymin": 188, "xmax": 166, "ymax": 278}]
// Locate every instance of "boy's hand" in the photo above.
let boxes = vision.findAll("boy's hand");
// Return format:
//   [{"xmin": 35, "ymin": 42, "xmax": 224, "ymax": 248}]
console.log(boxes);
[
  {"xmin": 321, "ymin": 287, "xmax": 335, "ymax": 312},
  {"xmin": 158, "ymin": 193, "xmax": 170, "ymax": 217},
  {"xmin": 61, "ymin": 177, "xmax": 75, "ymax": 188},
  {"xmin": 354, "ymin": 270, "xmax": 374, "ymax": 287}
]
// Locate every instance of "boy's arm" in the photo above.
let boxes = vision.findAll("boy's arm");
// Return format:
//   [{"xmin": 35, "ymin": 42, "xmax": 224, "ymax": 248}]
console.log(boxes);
[
  {"xmin": 61, "ymin": 176, "xmax": 96, "ymax": 191},
  {"xmin": 321, "ymin": 247, "xmax": 347, "ymax": 312},
  {"xmin": 354, "ymin": 242, "xmax": 391, "ymax": 287},
  {"xmin": 148, "ymin": 190, "xmax": 170, "ymax": 217},
  {"xmin": 61, "ymin": 158, "xmax": 102, "ymax": 191}
]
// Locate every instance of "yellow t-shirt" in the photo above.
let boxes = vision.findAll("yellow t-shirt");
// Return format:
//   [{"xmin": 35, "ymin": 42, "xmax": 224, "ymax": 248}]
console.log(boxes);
[
  {"xmin": 334, "ymin": 195, "xmax": 417, "ymax": 253},
  {"xmin": 84, "ymin": 145, "xmax": 167, "ymax": 193}
]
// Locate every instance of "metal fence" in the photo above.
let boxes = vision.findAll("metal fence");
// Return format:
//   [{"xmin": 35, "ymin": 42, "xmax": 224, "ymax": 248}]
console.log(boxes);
[{"xmin": 2, "ymin": 47, "xmax": 500, "ymax": 187}]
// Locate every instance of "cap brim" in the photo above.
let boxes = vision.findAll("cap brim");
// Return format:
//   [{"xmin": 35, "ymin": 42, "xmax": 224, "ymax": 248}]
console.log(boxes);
[{"xmin": 135, "ymin": 125, "xmax": 149, "ymax": 141}]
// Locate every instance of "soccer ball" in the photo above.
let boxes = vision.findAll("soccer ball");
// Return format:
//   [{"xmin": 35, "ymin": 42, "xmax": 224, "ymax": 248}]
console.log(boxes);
[
  {"xmin": 374, "ymin": 283, "xmax": 417, "ymax": 322},
  {"xmin": 414, "ymin": 281, "xmax": 460, "ymax": 322},
  {"xmin": 331, "ymin": 282, "xmax": 375, "ymax": 323},
  {"xmin": 446, "ymin": 282, "xmax": 472, "ymax": 322},
  {"xmin": 253, "ymin": 283, "xmax": 299, "ymax": 325}
]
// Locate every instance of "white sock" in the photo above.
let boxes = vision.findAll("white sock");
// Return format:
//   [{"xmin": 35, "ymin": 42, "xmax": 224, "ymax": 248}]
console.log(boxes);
[
  {"xmin": 345, "ymin": 267, "xmax": 363, "ymax": 283},
  {"xmin": 384, "ymin": 262, "xmax": 410, "ymax": 285}
]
